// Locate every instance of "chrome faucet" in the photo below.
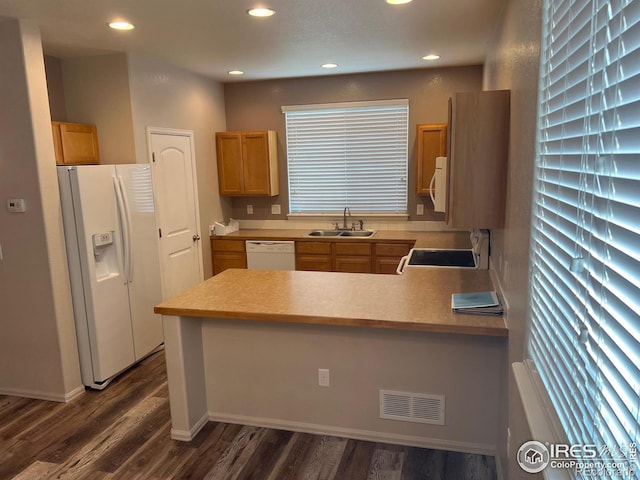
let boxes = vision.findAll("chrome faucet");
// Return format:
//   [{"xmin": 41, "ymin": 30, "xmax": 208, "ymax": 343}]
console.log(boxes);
[{"xmin": 342, "ymin": 207, "xmax": 351, "ymax": 230}]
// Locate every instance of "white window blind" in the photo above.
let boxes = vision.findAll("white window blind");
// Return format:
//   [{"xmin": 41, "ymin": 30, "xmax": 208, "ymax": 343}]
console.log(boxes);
[
  {"xmin": 529, "ymin": 0, "xmax": 640, "ymax": 476},
  {"xmin": 282, "ymin": 100, "xmax": 408, "ymax": 215}
]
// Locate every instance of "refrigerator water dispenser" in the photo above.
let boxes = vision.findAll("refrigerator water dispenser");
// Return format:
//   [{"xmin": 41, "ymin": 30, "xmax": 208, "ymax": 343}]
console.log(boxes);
[{"xmin": 92, "ymin": 231, "xmax": 119, "ymax": 281}]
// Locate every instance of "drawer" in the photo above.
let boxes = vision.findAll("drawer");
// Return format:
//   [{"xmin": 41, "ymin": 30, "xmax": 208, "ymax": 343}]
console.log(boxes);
[
  {"xmin": 296, "ymin": 241, "xmax": 332, "ymax": 255},
  {"xmin": 375, "ymin": 242, "xmax": 413, "ymax": 257},
  {"xmin": 211, "ymin": 239, "xmax": 246, "ymax": 253},
  {"xmin": 334, "ymin": 242, "xmax": 371, "ymax": 256}
]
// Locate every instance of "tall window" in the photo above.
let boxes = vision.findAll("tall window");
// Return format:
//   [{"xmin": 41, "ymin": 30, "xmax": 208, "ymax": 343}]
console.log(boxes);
[
  {"xmin": 529, "ymin": 0, "xmax": 640, "ymax": 476},
  {"xmin": 282, "ymin": 100, "xmax": 409, "ymax": 215}
]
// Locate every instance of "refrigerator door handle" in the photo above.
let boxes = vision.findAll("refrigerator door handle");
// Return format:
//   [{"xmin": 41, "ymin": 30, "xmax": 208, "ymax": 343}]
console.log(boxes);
[
  {"xmin": 113, "ymin": 176, "xmax": 131, "ymax": 285},
  {"xmin": 117, "ymin": 176, "xmax": 134, "ymax": 283}
]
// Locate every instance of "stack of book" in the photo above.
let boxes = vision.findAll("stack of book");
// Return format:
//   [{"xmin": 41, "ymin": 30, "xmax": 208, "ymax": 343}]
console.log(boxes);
[{"xmin": 451, "ymin": 291, "xmax": 504, "ymax": 316}]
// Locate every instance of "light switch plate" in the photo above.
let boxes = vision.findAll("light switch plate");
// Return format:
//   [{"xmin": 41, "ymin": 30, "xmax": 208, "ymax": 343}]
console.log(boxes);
[
  {"xmin": 247, "ymin": 204, "xmax": 254, "ymax": 215},
  {"xmin": 7, "ymin": 198, "xmax": 26, "ymax": 213},
  {"xmin": 271, "ymin": 204, "xmax": 281, "ymax": 215},
  {"xmin": 417, "ymin": 204, "xmax": 424, "ymax": 215}
]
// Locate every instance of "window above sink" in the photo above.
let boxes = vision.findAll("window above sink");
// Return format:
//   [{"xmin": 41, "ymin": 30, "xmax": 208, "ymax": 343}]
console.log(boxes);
[{"xmin": 282, "ymin": 99, "xmax": 409, "ymax": 216}]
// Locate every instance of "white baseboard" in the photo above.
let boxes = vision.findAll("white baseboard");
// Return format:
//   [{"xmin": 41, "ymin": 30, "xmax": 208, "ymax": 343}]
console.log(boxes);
[
  {"xmin": 63, "ymin": 385, "xmax": 85, "ymax": 402},
  {"xmin": 0, "ymin": 384, "xmax": 85, "ymax": 403},
  {"xmin": 208, "ymin": 411, "xmax": 497, "ymax": 456},
  {"xmin": 171, "ymin": 411, "xmax": 209, "ymax": 441}
]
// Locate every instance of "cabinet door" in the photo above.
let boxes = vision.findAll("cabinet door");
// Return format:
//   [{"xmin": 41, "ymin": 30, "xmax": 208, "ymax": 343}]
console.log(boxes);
[
  {"xmin": 448, "ymin": 90, "xmax": 510, "ymax": 229},
  {"xmin": 53, "ymin": 122, "xmax": 100, "ymax": 165},
  {"xmin": 242, "ymin": 132, "xmax": 272, "ymax": 195},
  {"xmin": 416, "ymin": 124, "xmax": 447, "ymax": 195},
  {"xmin": 211, "ymin": 238, "xmax": 247, "ymax": 275},
  {"xmin": 296, "ymin": 254, "xmax": 333, "ymax": 272},
  {"xmin": 216, "ymin": 132, "xmax": 244, "ymax": 195},
  {"xmin": 374, "ymin": 242, "xmax": 413, "ymax": 274},
  {"xmin": 212, "ymin": 253, "xmax": 247, "ymax": 275},
  {"xmin": 375, "ymin": 257, "xmax": 405, "ymax": 274},
  {"xmin": 335, "ymin": 256, "xmax": 372, "ymax": 273}
]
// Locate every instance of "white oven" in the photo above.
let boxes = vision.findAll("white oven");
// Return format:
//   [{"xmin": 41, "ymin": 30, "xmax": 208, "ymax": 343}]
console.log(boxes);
[{"xmin": 396, "ymin": 229, "xmax": 490, "ymax": 273}]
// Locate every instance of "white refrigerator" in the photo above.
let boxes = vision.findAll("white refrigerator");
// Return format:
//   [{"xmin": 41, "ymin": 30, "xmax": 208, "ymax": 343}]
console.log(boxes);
[{"xmin": 58, "ymin": 164, "xmax": 164, "ymax": 389}]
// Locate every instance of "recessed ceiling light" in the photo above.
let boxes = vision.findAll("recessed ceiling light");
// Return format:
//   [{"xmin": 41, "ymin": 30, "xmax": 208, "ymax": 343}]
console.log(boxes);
[
  {"xmin": 108, "ymin": 21, "xmax": 135, "ymax": 31},
  {"xmin": 321, "ymin": 63, "xmax": 339, "ymax": 69},
  {"xmin": 228, "ymin": 70, "xmax": 245, "ymax": 75},
  {"xmin": 247, "ymin": 8, "xmax": 276, "ymax": 17},
  {"xmin": 422, "ymin": 54, "xmax": 441, "ymax": 61},
  {"xmin": 386, "ymin": 0, "xmax": 413, "ymax": 4}
]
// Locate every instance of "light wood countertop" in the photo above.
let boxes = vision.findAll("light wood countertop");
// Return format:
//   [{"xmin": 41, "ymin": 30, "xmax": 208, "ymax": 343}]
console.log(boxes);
[{"xmin": 155, "ymin": 268, "xmax": 507, "ymax": 337}]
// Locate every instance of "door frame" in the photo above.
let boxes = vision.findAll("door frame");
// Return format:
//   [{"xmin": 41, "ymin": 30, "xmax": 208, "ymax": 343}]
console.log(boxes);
[{"xmin": 145, "ymin": 127, "xmax": 204, "ymax": 299}]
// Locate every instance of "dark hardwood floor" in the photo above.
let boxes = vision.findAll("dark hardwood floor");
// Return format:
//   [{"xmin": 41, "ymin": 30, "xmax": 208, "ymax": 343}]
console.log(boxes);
[{"xmin": 0, "ymin": 351, "xmax": 497, "ymax": 480}]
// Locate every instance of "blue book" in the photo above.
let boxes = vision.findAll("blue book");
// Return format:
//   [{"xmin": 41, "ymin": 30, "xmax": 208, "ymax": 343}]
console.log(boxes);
[{"xmin": 451, "ymin": 291, "xmax": 503, "ymax": 315}]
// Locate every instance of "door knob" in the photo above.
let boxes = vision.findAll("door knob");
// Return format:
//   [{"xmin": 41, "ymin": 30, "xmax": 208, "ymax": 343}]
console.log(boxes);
[{"xmin": 193, "ymin": 234, "xmax": 201, "ymax": 242}]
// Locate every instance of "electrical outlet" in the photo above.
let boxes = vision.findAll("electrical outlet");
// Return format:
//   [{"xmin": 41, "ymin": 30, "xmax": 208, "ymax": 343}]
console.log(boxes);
[
  {"xmin": 271, "ymin": 204, "xmax": 281, "ymax": 215},
  {"xmin": 318, "ymin": 368, "xmax": 330, "ymax": 387},
  {"xmin": 417, "ymin": 204, "xmax": 424, "ymax": 215},
  {"xmin": 247, "ymin": 204, "xmax": 253, "ymax": 215}
]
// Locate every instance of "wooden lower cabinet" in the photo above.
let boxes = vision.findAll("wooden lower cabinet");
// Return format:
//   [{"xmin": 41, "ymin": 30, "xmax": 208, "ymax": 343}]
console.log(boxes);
[
  {"xmin": 295, "ymin": 241, "xmax": 333, "ymax": 272},
  {"xmin": 334, "ymin": 243, "xmax": 372, "ymax": 274},
  {"xmin": 211, "ymin": 238, "xmax": 247, "ymax": 275},
  {"xmin": 374, "ymin": 242, "xmax": 414, "ymax": 274},
  {"xmin": 212, "ymin": 238, "xmax": 414, "ymax": 275}
]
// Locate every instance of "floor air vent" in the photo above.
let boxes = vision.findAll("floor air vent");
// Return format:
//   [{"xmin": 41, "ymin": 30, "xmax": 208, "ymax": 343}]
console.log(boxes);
[{"xmin": 379, "ymin": 390, "xmax": 445, "ymax": 425}]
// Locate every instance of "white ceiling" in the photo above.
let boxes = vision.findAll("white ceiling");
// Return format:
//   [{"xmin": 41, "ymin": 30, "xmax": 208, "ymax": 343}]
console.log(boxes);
[{"xmin": 0, "ymin": 0, "xmax": 506, "ymax": 82}]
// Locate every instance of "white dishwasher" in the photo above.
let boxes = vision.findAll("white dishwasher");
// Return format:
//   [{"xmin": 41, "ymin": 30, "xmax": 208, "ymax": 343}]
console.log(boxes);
[{"xmin": 245, "ymin": 240, "xmax": 296, "ymax": 270}]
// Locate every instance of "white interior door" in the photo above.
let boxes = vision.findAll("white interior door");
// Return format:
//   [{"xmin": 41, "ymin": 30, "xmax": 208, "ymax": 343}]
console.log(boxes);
[{"xmin": 148, "ymin": 129, "xmax": 204, "ymax": 300}]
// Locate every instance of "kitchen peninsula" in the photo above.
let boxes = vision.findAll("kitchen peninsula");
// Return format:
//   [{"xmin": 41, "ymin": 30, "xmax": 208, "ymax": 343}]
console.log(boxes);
[{"xmin": 154, "ymin": 232, "xmax": 508, "ymax": 456}]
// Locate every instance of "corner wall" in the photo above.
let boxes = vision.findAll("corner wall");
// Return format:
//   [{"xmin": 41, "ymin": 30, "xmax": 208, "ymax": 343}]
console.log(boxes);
[
  {"xmin": 0, "ymin": 18, "xmax": 82, "ymax": 401},
  {"xmin": 482, "ymin": 0, "xmax": 543, "ymax": 476},
  {"xmin": 126, "ymin": 54, "xmax": 229, "ymax": 279},
  {"xmin": 61, "ymin": 53, "xmax": 137, "ymax": 165}
]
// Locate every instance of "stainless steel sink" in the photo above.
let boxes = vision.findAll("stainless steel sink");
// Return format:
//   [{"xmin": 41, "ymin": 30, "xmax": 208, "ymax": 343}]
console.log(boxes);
[
  {"xmin": 307, "ymin": 230, "xmax": 342, "ymax": 237},
  {"xmin": 306, "ymin": 230, "xmax": 376, "ymax": 238},
  {"xmin": 339, "ymin": 230, "xmax": 376, "ymax": 237}
]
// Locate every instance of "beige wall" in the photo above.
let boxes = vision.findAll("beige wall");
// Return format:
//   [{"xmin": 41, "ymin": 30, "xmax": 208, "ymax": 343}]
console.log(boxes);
[
  {"xmin": 483, "ymin": 0, "xmax": 543, "ymax": 476},
  {"xmin": 44, "ymin": 55, "xmax": 67, "ymax": 121},
  {"xmin": 223, "ymin": 66, "xmax": 483, "ymax": 221},
  {"xmin": 61, "ymin": 54, "xmax": 137, "ymax": 165},
  {"xmin": 126, "ymin": 54, "xmax": 229, "ymax": 279},
  {"xmin": 0, "ymin": 18, "xmax": 82, "ymax": 400},
  {"xmin": 202, "ymin": 319, "xmax": 506, "ymax": 453}
]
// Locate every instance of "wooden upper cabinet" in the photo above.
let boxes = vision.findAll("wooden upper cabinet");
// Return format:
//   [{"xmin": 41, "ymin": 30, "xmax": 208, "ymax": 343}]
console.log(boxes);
[
  {"xmin": 215, "ymin": 130, "xmax": 279, "ymax": 196},
  {"xmin": 215, "ymin": 132, "xmax": 244, "ymax": 194},
  {"xmin": 52, "ymin": 121, "xmax": 100, "ymax": 165},
  {"xmin": 416, "ymin": 123, "xmax": 447, "ymax": 196},
  {"xmin": 447, "ymin": 90, "xmax": 510, "ymax": 229}
]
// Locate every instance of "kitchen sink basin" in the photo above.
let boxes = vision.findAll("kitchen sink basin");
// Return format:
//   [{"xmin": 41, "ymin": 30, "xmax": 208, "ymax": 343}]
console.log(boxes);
[
  {"xmin": 307, "ymin": 230, "xmax": 342, "ymax": 237},
  {"xmin": 306, "ymin": 230, "xmax": 376, "ymax": 238},
  {"xmin": 339, "ymin": 230, "xmax": 376, "ymax": 237}
]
